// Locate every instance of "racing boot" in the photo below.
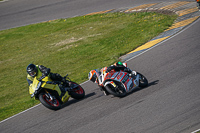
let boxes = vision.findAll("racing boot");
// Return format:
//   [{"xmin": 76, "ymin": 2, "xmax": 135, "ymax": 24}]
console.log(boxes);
[
  {"xmin": 100, "ymin": 86, "xmax": 110, "ymax": 96},
  {"xmin": 59, "ymin": 85, "xmax": 71, "ymax": 103},
  {"xmin": 103, "ymin": 90, "xmax": 110, "ymax": 96},
  {"xmin": 60, "ymin": 91, "xmax": 70, "ymax": 103}
]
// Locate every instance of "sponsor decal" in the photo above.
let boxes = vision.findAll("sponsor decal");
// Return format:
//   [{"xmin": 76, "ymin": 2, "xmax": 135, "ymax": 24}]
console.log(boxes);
[
  {"xmin": 122, "ymin": 74, "xmax": 129, "ymax": 83},
  {"xmin": 115, "ymin": 72, "xmax": 125, "ymax": 81},
  {"xmin": 111, "ymin": 72, "xmax": 119, "ymax": 79},
  {"xmin": 124, "ymin": 77, "xmax": 134, "ymax": 90},
  {"xmin": 125, "ymin": 77, "xmax": 130, "ymax": 84},
  {"xmin": 105, "ymin": 73, "xmax": 113, "ymax": 80},
  {"xmin": 111, "ymin": 81, "xmax": 116, "ymax": 87}
]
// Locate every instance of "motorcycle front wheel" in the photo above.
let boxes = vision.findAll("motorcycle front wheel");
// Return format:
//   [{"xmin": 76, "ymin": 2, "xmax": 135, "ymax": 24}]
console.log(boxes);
[
  {"xmin": 39, "ymin": 92, "xmax": 61, "ymax": 110},
  {"xmin": 105, "ymin": 81, "xmax": 127, "ymax": 97},
  {"xmin": 137, "ymin": 72, "xmax": 148, "ymax": 88},
  {"xmin": 69, "ymin": 82, "xmax": 85, "ymax": 100}
]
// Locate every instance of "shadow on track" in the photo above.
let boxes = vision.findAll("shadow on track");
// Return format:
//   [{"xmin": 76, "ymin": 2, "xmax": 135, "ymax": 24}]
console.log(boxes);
[
  {"xmin": 147, "ymin": 80, "xmax": 159, "ymax": 87},
  {"xmin": 121, "ymin": 80, "xmax": 160, "ymax": 98},
  {"xmin": 134, "ymin": 80, "xmax": 159, "ymax": 92},
  {"xmin": 60, "ymin": 92, "xmax": 96, "ymax": 109}
]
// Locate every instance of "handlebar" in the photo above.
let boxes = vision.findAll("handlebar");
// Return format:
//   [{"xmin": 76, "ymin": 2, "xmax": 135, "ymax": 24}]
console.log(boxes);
[
  {"xmin": 64, "ymin": 74, "xmax": 68, "ymax": 79},
  {"xmin": 63, "ymin": 74, "xmax": 71, "ymax": 81},
  {"xmin": 39, "ymin": 74, "xmax": 71, "ymax": 82},
  {"xmin": 39, "ymin": 75, "xmax": 46, "ymax": 81}
]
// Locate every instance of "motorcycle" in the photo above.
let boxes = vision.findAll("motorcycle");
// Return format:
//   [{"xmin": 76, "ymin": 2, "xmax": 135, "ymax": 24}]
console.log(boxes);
[
  {"xmin": 197, "ymin": 0, "xmax": 200, "ymax": 10},
  {"xmin": 29, "ymin": 74, "xmax": 85, "ymax": 110},
  {"xmin": 96, "ymin": 67, "xmax": 148, "ymax": 97}
]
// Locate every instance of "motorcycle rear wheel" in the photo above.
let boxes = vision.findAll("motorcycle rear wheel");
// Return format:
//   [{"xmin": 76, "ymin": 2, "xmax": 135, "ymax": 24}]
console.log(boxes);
[
  {"xmin": 105, "ymin": 82, "xmax": 127, "ymax": 97},
  {"xmin": 39, "ymin": 92, "xmax": 61, "ymax": 110},
  {"xmin": 69, "ymin": 82, "xmax": 85, "ymax": 100}
]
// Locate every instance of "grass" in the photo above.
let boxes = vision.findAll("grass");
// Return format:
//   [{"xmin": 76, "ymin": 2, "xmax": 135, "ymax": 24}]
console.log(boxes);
[{"xmin": 0, "ymin": 12, "xmax": 177, "ymax": 121}]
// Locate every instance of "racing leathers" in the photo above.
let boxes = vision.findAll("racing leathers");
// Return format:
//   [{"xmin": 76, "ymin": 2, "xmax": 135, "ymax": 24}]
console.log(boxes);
[
  {"xmin": 106, "ymin": 62, "xmax": 132, "ymax": 74},
  {"xmin": 27, "ymin": 65, "xmax": 65, "ymax": 87}
]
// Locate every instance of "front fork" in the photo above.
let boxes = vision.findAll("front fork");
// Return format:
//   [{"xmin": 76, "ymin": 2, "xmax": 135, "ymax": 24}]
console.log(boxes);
[
  {"xmin": 45, "ymin": 89, "xmax": 54, "ymax": 101},
  {"xmin": 134, "ymin": 74, "xmax": 140, "ymax": 87}
]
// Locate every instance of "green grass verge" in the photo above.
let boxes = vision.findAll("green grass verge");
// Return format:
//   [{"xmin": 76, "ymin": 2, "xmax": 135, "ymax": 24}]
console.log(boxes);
[{"xmin": 0, "ymin": 12, "xmax": 177, "ymax": 121}]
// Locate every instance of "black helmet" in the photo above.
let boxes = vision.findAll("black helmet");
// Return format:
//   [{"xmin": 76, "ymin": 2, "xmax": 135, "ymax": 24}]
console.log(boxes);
[{"xmin": 27, "ymin": 64, "xmax": 38, "ymax": 77}]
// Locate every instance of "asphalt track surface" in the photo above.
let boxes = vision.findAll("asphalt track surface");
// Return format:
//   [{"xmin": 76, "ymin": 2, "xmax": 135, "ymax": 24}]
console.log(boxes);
[{"xmin": 1, "ymin": 0, "xmax": 200, "ymax": 133}]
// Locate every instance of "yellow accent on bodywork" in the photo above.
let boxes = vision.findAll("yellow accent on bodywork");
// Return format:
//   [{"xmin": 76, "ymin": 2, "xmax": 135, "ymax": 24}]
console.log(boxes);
[
  {"xmin": 61, "ymin": 91, "xmax": 70, "ymax": 103},
  {"xmin": 29, "ymin": 76, "xmax": 61, "ymax": 96},
  {"xmin": 29, "ymin": 77, "xmax": 39, "ymax": 95},
  {"xmin": 42, "ymin": 84, "xmax": 62, "ymax": 96},
  {"xmin": 41, "ymin": 76, "xmax": 52, "ymax": 82},
  {"xmin": 41, "ymin": 77, "xmax": 61, "ymax": 96}
]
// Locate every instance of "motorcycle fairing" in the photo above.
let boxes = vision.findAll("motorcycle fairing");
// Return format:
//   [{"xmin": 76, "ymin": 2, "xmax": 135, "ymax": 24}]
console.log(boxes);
[
  {"xmin": 29, "ymin": 77, "xmax": 39, "ymax": 95},
  {"xmin": 43, "ymin": 84, "xmax": 62, "ymax": 96},
  {"xmin": 104, "ymin": 71, "xmax": 136, "ymax": 92},
  {"xmin": 61, "ymin": 91, "xmax": 70, "ymax": 102},
  {"xmin": 124, "ymin": 77, "xmax": 135, "ymax": 91},
  {"xmin": 104, "ymin": 81, "xmax": 117, "ymax": 87},
  {"xmin": 29, "ymin": 77, "xmax": 62, "ymax": 96}
]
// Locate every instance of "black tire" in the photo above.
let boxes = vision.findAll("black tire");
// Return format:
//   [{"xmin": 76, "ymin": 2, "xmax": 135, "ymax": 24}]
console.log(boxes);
[
  {"xmin": 105, "ymin": 81, "xmax": 127, "ymax": 97},
  {"xmin": 69, "ymin": 82, "xmax": 85, "ymax": 100},
  {"xmin": 137, "ymin": 72, "xmax": 148, "ymax": 88},
  {"xmin": 39, "ymin": 92, "xmax": 61, "ymax": 110}
]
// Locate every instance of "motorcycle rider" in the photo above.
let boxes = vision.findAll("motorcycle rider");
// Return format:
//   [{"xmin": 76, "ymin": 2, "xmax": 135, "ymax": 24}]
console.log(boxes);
[
  {"xmin": 88, "ymin": 62, "xmax": 136, "ymax": 95},
  {"xmin": 106, "ymin": 61, "xmax": 133, "ymax": 74},
  {"xmin": 26, "ymin": 64, "xmax": 70, "ymax": 90}
]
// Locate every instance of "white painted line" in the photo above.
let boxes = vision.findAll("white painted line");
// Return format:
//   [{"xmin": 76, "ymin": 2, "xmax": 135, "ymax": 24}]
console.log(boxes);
[
  {"xmin": 0, "ymin": 0, "xmax": 9, "ymax": 2},
  {"xmin": 0, "ymin": 104, "xmax": 41, "ymax": 124},
  {"xmin": 191, "ymin": 128, "xmax": 200, "ymax": 133},
  {"xmin": 0, "ymin": 8, "xmax": 199, "ymax": 126},
  {"xmin": 125, "ymin": 17, "xmax": 200, "ymax": 63},
  {"xmin": 0, "ymin": 80, "xmax": 90, "ymax": 124},
  {"xmin": 80, "ymin": 80, "xmax": 89, "ymax": 85}
]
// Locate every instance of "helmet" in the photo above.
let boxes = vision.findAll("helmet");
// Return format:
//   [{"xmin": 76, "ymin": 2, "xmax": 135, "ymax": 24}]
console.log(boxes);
[
  {"xmin": 117, "ymin": 61, "xmax": 123, "ymax": 66},
  {"xmin": 27, "ymin": 64, "xmax": 38, "ymax": 77},
  {"xmin": 88, "ymin": 70, "xmax": 98, "ymax": 82},
  {"xmin": 114, "ymin": 61, "xmax": 123, "ymax": 66}
]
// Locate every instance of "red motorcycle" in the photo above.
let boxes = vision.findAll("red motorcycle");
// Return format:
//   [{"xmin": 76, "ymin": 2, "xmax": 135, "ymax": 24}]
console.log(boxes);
[{"xmin": 89, "ymin": 67, "xmax": 148, "ymax": 97}]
